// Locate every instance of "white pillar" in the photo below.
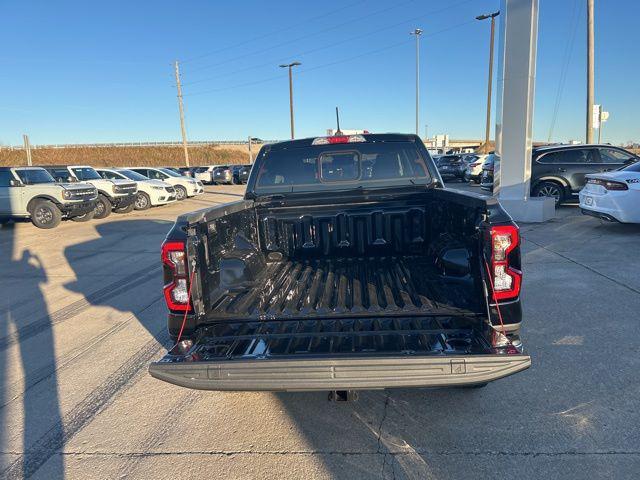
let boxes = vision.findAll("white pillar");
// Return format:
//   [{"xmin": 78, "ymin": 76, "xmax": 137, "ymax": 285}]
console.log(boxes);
[{"xmin": 494, "ymin": 0, "xmax": 555, "ymax": 222}]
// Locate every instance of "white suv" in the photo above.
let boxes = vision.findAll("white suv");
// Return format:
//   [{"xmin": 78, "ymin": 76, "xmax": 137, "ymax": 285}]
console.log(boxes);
[
  {"xmin": 464, "ymin": 154, "xmax": 490, "ymax": 184},
  {"xmin": 0, "ymin": 167, "xmax": 98, "ymax": 228},
  {"xmin": 96, "ymin": 168, "xmax": 176, "ymax": 210},
  {"xmin": 44, "ymin": 165, "xmax": 138, "ymax": 219},
  {"xmin": 192, "ymin": 166, "xmax": 220, "ymax": 184},
  {"xmin": 128, "ymin": 167, "xmax": 203, "ymax": 200}
]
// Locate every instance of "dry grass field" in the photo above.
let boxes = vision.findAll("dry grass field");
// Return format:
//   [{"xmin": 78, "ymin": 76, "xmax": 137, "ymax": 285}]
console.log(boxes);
[{"xmin": 0, "ymin": 144, "xmax": 255, "ymax": 167}]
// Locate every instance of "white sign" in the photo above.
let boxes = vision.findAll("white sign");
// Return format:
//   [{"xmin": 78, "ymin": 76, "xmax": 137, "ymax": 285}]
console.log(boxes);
[{"xmin": 593, "ymin": 104, "xmax": 601, "ymax": 129}]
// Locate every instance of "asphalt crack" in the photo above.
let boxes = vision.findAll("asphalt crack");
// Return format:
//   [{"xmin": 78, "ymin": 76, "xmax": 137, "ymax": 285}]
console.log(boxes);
[
  {"xmin": 2, "ymin": 450, "xmax": 637, "ymax": 458},
  {"xmin": 377, "ymin": 392, "xmax": 391, "ymax": 478}
]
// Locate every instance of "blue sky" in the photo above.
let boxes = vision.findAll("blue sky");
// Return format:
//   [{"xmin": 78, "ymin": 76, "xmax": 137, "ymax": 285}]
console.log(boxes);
[{"xmin": 0, "ymin": 0, "xmax": 637, "ymax": 145}]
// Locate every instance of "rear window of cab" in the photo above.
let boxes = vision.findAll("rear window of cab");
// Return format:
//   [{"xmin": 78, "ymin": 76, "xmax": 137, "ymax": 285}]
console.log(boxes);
[{"xmin": 254, "ymin": 142, "xmax": 431, "ymax": 194}]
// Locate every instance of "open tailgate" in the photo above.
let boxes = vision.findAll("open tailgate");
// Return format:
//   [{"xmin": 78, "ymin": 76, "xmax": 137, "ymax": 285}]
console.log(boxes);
[{"xmin": 150, "ymin": 316, "xmax": 530, "ymax": 391}]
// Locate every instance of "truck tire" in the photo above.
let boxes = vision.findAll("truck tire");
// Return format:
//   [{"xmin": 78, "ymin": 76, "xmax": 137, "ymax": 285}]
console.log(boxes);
[
  {"xmin": 114, "ymin": 202, "xmax": 135, "ymax": 214},
  {"xmin": 94, "ymin": 194, "xmax": 112, "ymax": 219},
  {"xmin": 134, "ymin": 192, "xmax": 151, "ymax": 210},
  {"xmin": 30, "ymin": 199, "xmax": 62, "ymax": 229},
  {"xmin": 532, "ymin": 181, "xmax": 564, "ymax": 206},
  {"xmin": 71, "ymin": 210, "xmax": 96, "ymax": 222},
  {"xmin": 174, "ymin": 185, "xmax": 187, "ymax": 201}
]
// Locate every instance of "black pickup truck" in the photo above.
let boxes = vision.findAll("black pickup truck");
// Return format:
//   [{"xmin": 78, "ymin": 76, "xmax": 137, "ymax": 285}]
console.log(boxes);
[{"xmin": 150, "ymin": 134, "xmax": 530, "ymax": 392}]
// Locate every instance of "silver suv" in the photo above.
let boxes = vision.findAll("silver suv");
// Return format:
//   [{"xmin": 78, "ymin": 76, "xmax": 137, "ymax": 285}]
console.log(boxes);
[
  {"xmin": 43, "ymin": 165, "xmax": 137, "ymax": 219},
  {"xmin": 0, "ymin": 167, "xmax": 98, "ymax": 229}
]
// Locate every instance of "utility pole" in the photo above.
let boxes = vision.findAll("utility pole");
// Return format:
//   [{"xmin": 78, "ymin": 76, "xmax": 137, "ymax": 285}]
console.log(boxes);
[
  {"xmin": 598, "ymin": 108, "xmax": 609, "ymax": 143},
  {"xmin": 586, "ymin": 0, "xmax": 595, "ymax": 143},
  {"xmin": 598, "ymin": 121, "xmax": 602, "ymax": 144},
  {"xmin": 410, "ymin": 28, "xmax": 423, "ymax": 136},
  {"xmin": 23, "ymin": 134, "xmax": 32, "ymax": 166},
  {"xmin": 476, "ymin": 11, "xmax": 500, "ymax": 154},
  {"xmin": 279, "ymin": 61, "xmax": 301, "ymax": 139},
  {"xmin": 174, "ymin": 60, "xmax": 190, "ymax": 167},
  {"xmin": 247, "ymin": 135, "xmax": 253, "ymax": 164}
]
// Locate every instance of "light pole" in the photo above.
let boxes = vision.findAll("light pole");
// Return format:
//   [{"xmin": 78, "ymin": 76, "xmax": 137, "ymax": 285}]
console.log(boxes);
[
  {"xmin": 410, "ymin": 28, "xmax": 423, "ymax": 136},
  {"xmin": 586, "ymin": 0, "xmax": 595, "ymax": 143},
  {"xmin": 279, "ymin": 61, "xmax": 301, "ymax": 139},
  {"xmin": 476, "ymin": 11, "xmax": 500, "ymax": 154}
]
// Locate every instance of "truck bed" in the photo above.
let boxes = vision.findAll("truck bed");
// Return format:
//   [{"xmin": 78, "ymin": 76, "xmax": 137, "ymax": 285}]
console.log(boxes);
[{"xmin": 208, "ymin": 256, "xmax": 476, "ymax": 320}]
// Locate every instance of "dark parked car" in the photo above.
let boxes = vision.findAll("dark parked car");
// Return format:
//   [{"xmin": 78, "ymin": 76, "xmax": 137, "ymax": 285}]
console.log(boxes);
[
  {"xmin": 149, "ymin": 133, "xmax": 530, "ymax": 393},
  {"xmin": 212, "ymin": 165, "xmax": 233, "ymax": 185},
  {"xmin": 435, "ymin": 154, "xmax": 466, "ymax": 182},
  {"xmin": 481, "ymin": 144, "xmax": 639, "ymax": 204},
  {"xmin": 232, "ymin": 164, "xmax": 252, "ymax": 184},
  {"xmin": 177, "ymin": 167, "xmax": 196, "ymax": 177}
]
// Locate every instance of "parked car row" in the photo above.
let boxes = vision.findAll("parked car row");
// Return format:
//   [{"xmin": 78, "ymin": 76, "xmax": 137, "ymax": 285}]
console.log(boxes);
[
  {"xmin": 174, "ymin": 164, "xmax": 253, "ymax": 185},
  {"xmin": 433, "ymin": 153, "xmax": 491, "ymax": 183},
  {"xmin": 0, "ymin": 164, "xmax": 205, "ymax": 229},
  {"xmin": 477, "ymin": 143, "xmax": 640, "ymax": 223}
]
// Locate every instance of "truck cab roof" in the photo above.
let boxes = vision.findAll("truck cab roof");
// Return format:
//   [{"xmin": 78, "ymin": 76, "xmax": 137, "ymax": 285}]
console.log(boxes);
[{"xmin": 246, "ymin": 133, "xmax": 439, "ymax": 198}]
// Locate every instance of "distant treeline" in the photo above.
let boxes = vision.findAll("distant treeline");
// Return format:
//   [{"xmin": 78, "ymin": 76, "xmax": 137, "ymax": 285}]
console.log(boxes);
[{"xmin": 0, "ymin": 145, "xmax": 253, "ymax": 167}]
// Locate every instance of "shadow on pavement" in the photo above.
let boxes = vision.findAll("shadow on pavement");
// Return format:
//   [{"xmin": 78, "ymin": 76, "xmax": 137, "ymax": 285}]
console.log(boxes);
[
  {"xmin": 62, "ymin": 219, "xmax": 174, "ymax": 345},
  {"xmin": 0, "ymin": 223, "xmax": 64, "ymax": 479}
]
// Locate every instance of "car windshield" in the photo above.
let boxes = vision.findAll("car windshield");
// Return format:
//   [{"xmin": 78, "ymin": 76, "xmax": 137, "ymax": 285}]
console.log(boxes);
[
  {"xmin": 438, "ymin": 156, "xmax": 461, "ymax": 165},
  {"xmin": 254, "ymin": 141, "xmax": 431, "ymax": 195},
  {"xmin": 118, "ymin": 169, "xmax": 148, "ymax": 181},
  {"xmin": 15, "ymin": 169, "xmax": 56, "ymax": 184},
  {"xmin": 159, "ymin": 168, "xmax": 182, "ymax": 177},
  {"xmin": 71, "ymin": 167, "xmax": 102, "ymax": 180}
]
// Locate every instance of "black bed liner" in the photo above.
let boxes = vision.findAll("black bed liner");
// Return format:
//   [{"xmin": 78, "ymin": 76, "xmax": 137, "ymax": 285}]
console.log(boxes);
[{"xmin": 209, "ymin": 256, "xmax": 477, "ymax": 320}]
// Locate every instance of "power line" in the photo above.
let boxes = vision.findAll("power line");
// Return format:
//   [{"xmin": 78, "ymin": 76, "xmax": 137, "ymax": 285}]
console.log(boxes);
[
  {"xmin": 181, "ymin": 0, "xmax": 368, "ymax": 64},
  {"xmin": 185, "ymin": 0, "xmax": 423, "ymax": 74},
  {"xmin": 548, "ymin": 0, "xmax": 582, "ymax": 142},
  {"xmin": 185, "ymin": 73, "xmax": 287, "ymax": 97},
  {"xmin": 298, "ymin": 20, "xmax": 473, "ymax": 75},
  {"xmin": 182, "ymin": 0, "xmax": 475, "ymax": 88},
  {"xmin": 184, "ymin": 20, "xmax": 474, "ymax": 97}
]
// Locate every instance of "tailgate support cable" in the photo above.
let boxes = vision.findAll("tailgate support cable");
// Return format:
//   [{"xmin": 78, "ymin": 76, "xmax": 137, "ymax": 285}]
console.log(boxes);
[
  {"xmin": 482, "ymin": 256, "xmax": 513, "ymax": 349},
  {"xmin": 171, "ymin": 260, "xmax": 197, "ymax": 351}
]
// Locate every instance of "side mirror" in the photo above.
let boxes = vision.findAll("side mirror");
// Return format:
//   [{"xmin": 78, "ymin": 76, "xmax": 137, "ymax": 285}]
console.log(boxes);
[
  {"xmin": 66, "ymin": 176, "xmax": 77, "ymax": 182},
  {"xmin": 9, "ymin": 179, "xmax": 24, "ymax": 187}
]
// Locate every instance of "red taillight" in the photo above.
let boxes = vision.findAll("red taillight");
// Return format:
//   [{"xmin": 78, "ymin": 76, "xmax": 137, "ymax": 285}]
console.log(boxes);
[
  {"xmin": 161, "ymin": 240, "xmax": 191, "ymax": 311},
  {"xmin": 490, "ymin": 225, "xmax": 522, "ymax": 301},
  {"xmin": 587, "ymin": 178, "xmax": 629, "ymax": 191}
]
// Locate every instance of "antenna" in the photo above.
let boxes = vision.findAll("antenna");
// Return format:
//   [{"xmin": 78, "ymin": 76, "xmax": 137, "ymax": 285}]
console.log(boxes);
[{"xmin": 335, "ymin": 107, "xmax": 343, "ymax": 135}]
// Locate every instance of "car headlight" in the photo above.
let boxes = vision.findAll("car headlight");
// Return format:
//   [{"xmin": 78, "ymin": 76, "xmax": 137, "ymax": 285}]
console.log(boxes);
[
  {"xmin": 151, "ymin": 185, "xmax": 164, "ymax": 190},
  {"xmin": 62, "ymin": 189, "xmax": 72, "ymax": 200},
  {"xmin": 112, "ymin": 184, "xmax": 119, "ymax": 193}
]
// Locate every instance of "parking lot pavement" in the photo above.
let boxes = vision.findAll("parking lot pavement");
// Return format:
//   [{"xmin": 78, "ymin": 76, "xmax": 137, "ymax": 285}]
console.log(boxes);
[{"xmin": 1, "ymin": 183, "xmax": 639, "ymax": 479}]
